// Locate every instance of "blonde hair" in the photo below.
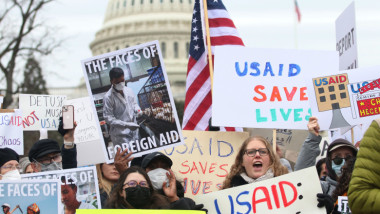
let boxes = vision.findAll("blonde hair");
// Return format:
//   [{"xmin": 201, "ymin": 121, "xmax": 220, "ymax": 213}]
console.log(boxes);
[
  {"xmin": 96, "ymin": 164, "xmax": 116, "ymax": 196},
  {"xmin": 222, "ymin": 136, "xmax": 288, "ymax": 189}
]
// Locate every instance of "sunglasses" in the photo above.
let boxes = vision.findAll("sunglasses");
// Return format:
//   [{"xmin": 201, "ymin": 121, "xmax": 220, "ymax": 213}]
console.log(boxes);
[{"xmin": 332, "ymin": 156, "xmax": 352, "ymax": 165}]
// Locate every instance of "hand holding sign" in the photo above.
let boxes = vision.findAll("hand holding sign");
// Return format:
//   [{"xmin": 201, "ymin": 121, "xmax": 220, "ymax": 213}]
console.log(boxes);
[{"xmin": 308, "ymin": 117, "xmax": 320, "ymax": 136}]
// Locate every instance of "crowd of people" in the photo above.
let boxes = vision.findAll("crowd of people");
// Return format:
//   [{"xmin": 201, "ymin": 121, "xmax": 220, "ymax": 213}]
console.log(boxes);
[{"xmin": 1, "ymin": 114, "xmax": 380, "ymax": 213}]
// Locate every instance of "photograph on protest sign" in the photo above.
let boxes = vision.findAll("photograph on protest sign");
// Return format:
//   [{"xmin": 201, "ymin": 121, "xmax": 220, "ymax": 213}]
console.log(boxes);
[
  {"xmin": 212, "ymin": 46, "xmax": 339, "ymax": 130},
  {"xmin": 336, "ymin": 1, "xmax": 358, "ymax": 70},
  {"xmin": 21, "ymin": 166, "xmax": 100, "ymax": 212},
  {"xmin": 64, "ymin": 97, "xmax": 106, "ymax": 166},
  {"xmin": 308, "ymin": 66, "xmax": 380, "ymax": 130},
  {"xmin": 18, "ymin": 94, "xmax": 66, "ymax": 130},
  {"xmin": 81, "ymin": 40, "xmax": 184, "ymax": 162},
  {"xmin": 0, "ymin": 179, "xmax": 61, "ymax": 214},
  {"xmin": 193, "ymin": 167, "xmax": 325, "ymax": 214},
  {"xmin": 160, "ymin": 130, "xmax": 249, "ymax": 198},
  {"xmin": 0, "ymin": 109, "xmax": 24, "ymax": 154}
]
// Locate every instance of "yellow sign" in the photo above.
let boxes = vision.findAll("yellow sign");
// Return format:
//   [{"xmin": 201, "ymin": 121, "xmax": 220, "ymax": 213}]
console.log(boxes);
[{"xmin": 77, "ymin": 209, "xmax": 206, "ymax": 214}]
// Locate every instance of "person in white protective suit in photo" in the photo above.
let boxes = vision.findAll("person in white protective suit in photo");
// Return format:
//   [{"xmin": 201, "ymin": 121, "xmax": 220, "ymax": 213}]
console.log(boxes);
[{"xmin": 103, "ymin": 67, "xmax": 143, "ymax": 151}]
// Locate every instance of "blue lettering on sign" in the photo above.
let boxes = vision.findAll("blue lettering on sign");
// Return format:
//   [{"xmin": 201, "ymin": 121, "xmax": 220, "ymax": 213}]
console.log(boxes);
[
  {"xmin": 235, "ymin": 62, "xmax": 301, "ymax": 77},
  {"xmin": 218, "ymin": 141, "xmax": 233, "ymax": 157}
]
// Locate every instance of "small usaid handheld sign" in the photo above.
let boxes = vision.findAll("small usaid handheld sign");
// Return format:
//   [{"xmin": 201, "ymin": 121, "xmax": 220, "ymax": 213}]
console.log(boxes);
[
  {"xmin": 193, "ymin": 167, "xmax": 324, "ymax": 214},
  {"xmin": 336, "ymin": 1, "xmax": 358, "ymax": 70},
  {"xmin": 21, "ymin": 166, "xmax": 101, "ymax": 212},
  {"xmin": 0, "ymin": 179, "xmax": 61, "ymax": 214},
  {"xmin": 19, "ymin": 94, "xmax": 66, "ymax": 130},
  {"xmin": 308, "ymin": 66, "xmax": 380, "ymax": 130},
  {"xmin": 160, "ymin": 130, "xmax": 249, "ymax": 198},
  {"xmin": 81, "ymin": 41, "xmax": 184, "ymax": 163},
  {"xmin": 212, "ymin": 47, "xmax": 339, "ymax": 129},
  {"xmin": 0, "ymin": 109, "xmax": 24, "ymax": 154}
]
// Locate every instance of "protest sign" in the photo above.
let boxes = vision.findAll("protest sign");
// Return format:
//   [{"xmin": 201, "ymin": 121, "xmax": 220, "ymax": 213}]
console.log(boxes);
[
  {"xmin": 19, "ymin": 94, "xmax": 66, "ymax": 130},
  {"xmin": 0, "ymin": 109, "xmax": 24, "ymax": 154},
  {"xmin": 337, "ymin": 196, "xmax": 351, "ymax": 213},
  {"xmin": 194, "ymin": 167, "xmax": 324, "ymax": 214},
  {"xmin": 212, "ymin": 46, "xmax": 339, "ymax": 129},
  {"xmin": 21, "ymin": 166, "xmax": 100, "ymax": 212},
  {"xmin": 64, "ymin": 97, "xmax": 106, "ymax": 166},
  {"xmin": 0, "ymin": 96, "xmax": 3, "ymax": 108},
  {"xmin": 77, "ymin": 210, "xmax": 205, "ymax": 214},
  {"xmin": 336, "ymin": 1, "xmax": 358, "ymax": 70},
  {"xmin": 161, "ymin": 130, "xmax": 249, "ymax": 198},
  {"xmin": 307, "ymin": 66, "xmax": 380, "ymax": 130},
  {"xmin": 0, "ymin": 179, "xmax": 61, "ymax": 214},
  {"xmin": 81, "ymin": 40, "xmax": 184, "ymax": 163}
]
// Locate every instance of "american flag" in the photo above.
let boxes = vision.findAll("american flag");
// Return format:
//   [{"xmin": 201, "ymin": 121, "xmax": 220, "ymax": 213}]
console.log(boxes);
[
  {"xmin": 294, "ymin": 0, "xmax": 301, "ymax": 23},
  {"xmin": 182, "ymin": 0, "xmax": 244, "ymax": 131}
]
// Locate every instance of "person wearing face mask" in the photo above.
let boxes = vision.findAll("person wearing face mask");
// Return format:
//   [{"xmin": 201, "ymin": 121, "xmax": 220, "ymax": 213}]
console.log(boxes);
[
  {"xmin": 0, "ymin": 148, "xmax": 21, "ymax": 181},
  {"xmin": 103, "ymin": 67, "xmax": 142, "ymax": 152}
]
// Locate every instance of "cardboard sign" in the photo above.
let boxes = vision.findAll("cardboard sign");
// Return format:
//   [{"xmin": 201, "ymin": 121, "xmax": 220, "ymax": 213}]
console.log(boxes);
[
  {"xmin": 0, "ymin": 109, "xmax": 24, "ymax": 154},
  {"xmin": 81, "ymin": 41, "xmax": 184, "ymax": 163},
  {"xmin": 18, "ymin": 94, "xmax": 66, "ymax": 130},
  {"xmin": 160, "ymin": 131, "xmax": 249, "ymax": 198},
  {"xmin": 77, "ymin": 210, "xmax": 206, "ymax": 214},
  {"xmin": 193, "ymin": 167, "xmax": 324, "ymax": 214},
  {"xmin": 21, "ymin": 166, "xmax": 101, "ymax": 212},
  {"xmin": 0, "ymin": 179, "xmax": 61, "ymax": 214},
  {"xmin": 308, "ymin": 66, "xmax": 380, "ymax": 130},
  {"xmin": 336, "ymin": 2, "xmax": 358, "ymax": 70},
  {"xmin": 212, "ymin": 47, "xmax": 339, "ymax": 129}
]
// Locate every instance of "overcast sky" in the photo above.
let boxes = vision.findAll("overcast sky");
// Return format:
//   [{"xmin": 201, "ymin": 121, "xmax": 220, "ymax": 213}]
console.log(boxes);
[{"xmin": 23, "ymin": 0, "xmax": 380, "ymax": 88}]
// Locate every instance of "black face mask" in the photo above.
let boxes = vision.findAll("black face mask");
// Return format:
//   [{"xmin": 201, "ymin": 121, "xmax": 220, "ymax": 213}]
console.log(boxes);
[{"xmin": 124, "ymin": 186, "xmax": 151, "ymax": 208}]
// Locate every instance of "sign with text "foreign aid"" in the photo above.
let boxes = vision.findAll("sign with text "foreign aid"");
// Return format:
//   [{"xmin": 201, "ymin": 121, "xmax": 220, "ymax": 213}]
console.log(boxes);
[
  {"xmin": 212, "ymin": 47, "xmax": 339, "ymax": 129},
  {"xmin": 193, "ymin": 167, "xmax": 324, "ymax": 214}
]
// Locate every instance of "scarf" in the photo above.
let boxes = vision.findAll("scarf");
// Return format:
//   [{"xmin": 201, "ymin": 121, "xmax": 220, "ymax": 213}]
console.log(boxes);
[{"xmin": 240, "ymin": 168, "xmax": 274, "ymax": 183}]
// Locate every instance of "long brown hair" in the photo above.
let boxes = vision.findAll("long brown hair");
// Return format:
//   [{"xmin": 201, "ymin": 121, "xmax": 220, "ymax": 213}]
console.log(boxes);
[
  {"xmin": 332, "ymin": 157, "xmax": 356, "ymax": 202},
  {"xmin": 105, "ymin": 166, "xmax": 169, "ymax": 209},
  {"xmin": 96, "ymin": 164, "xmax": 115, "ymax": 197},
  {"xmin": 222, "ymin": 136, "xmax": 288, "ymax": 189}
]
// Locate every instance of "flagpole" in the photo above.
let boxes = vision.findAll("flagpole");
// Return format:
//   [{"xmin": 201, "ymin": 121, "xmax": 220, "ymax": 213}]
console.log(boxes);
[{"xmin": 202, "ymin": 0, "xmax": 214, "ymax": 95}]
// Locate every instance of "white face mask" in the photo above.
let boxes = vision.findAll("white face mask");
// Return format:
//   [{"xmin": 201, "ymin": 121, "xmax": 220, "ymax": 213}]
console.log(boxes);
[
  {"xmin": 1, "ymin": 169, "xmax": 22, "ymax": 180},
  {"xmin": 40, "ymin": 162, "xmax": 62, "ymax": 172},
  {"xmin": 147, "ymin": 168, "xmax": 169, "ymax": 190},
  {"xmin": 113, "ymin": 82, "xmax": 124, "ymax": 91}
]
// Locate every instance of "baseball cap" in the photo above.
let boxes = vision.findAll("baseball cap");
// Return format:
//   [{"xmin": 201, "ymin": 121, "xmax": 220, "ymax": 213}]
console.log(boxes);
[
  {"xmin": 328, "ymin": 138, "xmax": 358, "ymax": 156},
  {"xmin": 141, "ymin": 152, "xmax": 173, "ymax": 169}
]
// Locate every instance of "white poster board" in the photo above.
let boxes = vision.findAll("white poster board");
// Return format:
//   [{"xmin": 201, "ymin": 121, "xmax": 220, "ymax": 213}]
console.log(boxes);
[
  {"xmin": 21, "ymin": 166, "xmax": 101, "ymax": 213},
  {"xmin": 64, "ymin": 97, "xmax": 106, "ymax": 166},
  {"xmin": 19, "ymin": 94, "xmax": 66, "ymax": 130},
  {"xmin": 0, "ymin": 96, "xmax": 3, "ymax": 108},
  {"xmin": 212, "ymin": 47, "xmax": 339, "ymax": 129},
  {"xmin": 308, "ymin": 66, "xmax": 380, "ymax": 130},
  {"xmin": 194, "ymin": 167, "xmax": 324, "ymax": 214},
  {"xmin": 0, "ymin": 109, "xmax": 24, "ymax": 154},
  {"xmin": 336, "ymin": 2, "xmax": 358, "ymax": 70},
  {"xmin": 0, "ymin": 179, "xmax": 61, "ymax": 213},
  {"xmin": 81, "ymin": 41, "xmax": 184, "ymax": 163}
]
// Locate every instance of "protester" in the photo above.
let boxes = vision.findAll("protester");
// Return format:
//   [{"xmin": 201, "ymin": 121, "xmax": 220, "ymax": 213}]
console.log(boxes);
[
  {"xmin": 103, "ymin": 67, "xmax": 142, "ymax": 150},
  {"xmin": 61, "ymin": 176, "xmax": 97, "ymax": 214},
  {"xmin": 106, "ymin": 166, "xmax": 204, "ymax": 211},
  {"xmin": 222, "ymin": 136, "xmax": 288, "ymax": 189},
  {"xmin": 26, "ymin": 203, "xmax": 40, "ymax": 214},
  {"xmin": 28, "ymin": 122, "xmax": 77, "ymax": 172},
  {"xmin": 348, "ymin": 118, "xmax": 380, "ymax": 213},
  {"xmin": 96, "ymin": 163, "xmax": 120, "ymax": 207},
  {"xmin": 295, "ymin": 117, "xmax": 358, "ymax": 213},
  {"xmin": 0, "ymin": 148, "xmax": 21, "ymax": 180},
  {"xmin": 19, "ymin": 157, "xmax": 33, "ymax": 174},
  {"xmin": 1, "ymin": 204, "xmax": 19, "ymax": 214},
  {"xmin": 316, "ymin": 158, "xmax": 328, "ymax": 181}
]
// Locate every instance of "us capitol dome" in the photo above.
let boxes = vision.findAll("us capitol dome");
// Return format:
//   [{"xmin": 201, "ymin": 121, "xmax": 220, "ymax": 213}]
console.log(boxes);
[{"xmin": 89, "ymin": 0, "xmax": 193, "ymax": 100}]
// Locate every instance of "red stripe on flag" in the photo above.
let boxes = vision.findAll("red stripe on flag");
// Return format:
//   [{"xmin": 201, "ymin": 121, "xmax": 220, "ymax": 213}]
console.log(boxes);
[
  {"xmin": 209, "ymin": 18, "xmax": 237, "ymax": 28},
  {"xmin": 187, "ymin": 57, "xmax": 197, "ymax": 75},
  {"xmin": 184, "ymin": 65, "xmax": 210, "ymax": 110},
  {"xmin": 183, "ymin": 91, "xmax": 212, "ymax": 130},
  {"xmin": 210, "ymin": 36, "xmax": 244, "ymax": 46}
]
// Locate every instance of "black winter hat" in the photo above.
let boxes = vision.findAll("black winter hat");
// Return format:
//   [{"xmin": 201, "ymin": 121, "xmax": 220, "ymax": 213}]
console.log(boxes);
[
  {"xmin": 28, "ymin": 139, "xmax": 61, "ymax": 162},
  {"xmin": 141, "ymin": 152, "xmax": 172, "ymax": 169},
  {"xmin": 0, "ymin": 148, "xmax": 19, "ymax": 167}
]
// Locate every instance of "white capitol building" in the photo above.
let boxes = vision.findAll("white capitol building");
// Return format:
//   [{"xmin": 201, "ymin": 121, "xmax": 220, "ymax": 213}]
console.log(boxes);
[{"xmin": 89, "ymin": 0, "xmax": 194, "ymax": 100}]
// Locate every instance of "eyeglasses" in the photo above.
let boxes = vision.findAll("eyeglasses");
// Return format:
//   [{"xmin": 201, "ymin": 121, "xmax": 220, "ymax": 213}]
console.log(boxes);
[
  {"xmin": 244, "ymin": 148, "xmax": 269, "ymax": 157},
  {"xmin": 123, "ymin": 180, "xmax": 148, "ymax": 188},
  {"xmin": 36, "ymin": 154, "xmax": 62, "ymax": 165},
  {"xmin": 332, "ymin": 156, "xmax": 352, "ymax": 165},
  {"xmin": 1, "ymin": 164, "xmax": 21, "ymax": 171}
]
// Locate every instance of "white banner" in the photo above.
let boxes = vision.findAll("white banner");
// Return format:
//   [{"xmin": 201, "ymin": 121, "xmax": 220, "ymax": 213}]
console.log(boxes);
[{"xmin": 0, "ymin": 109, "xmax": 24, "ymax": 154}]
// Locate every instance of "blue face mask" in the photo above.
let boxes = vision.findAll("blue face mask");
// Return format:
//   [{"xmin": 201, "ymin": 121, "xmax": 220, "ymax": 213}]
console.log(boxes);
[{"xmin": 331, "ymin": 158, "xmax": 345, "ymax": 177}]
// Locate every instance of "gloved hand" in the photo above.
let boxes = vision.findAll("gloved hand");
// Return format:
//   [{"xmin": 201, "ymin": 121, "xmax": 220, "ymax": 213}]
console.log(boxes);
[{"xmin": 317, "ymin": 193, "xmax": 334, "ymax": 214}]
